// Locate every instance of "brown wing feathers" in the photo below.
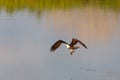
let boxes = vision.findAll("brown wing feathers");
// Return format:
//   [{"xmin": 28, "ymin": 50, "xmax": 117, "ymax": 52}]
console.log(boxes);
[
  {"xmin": 70, "ymin": 38, "xmax": 87, "ymax": 49},
  {"xmin": 78, "ymin": 40, "xmax": 87, "ymax": 49},
  {"xmin": 50, "ymin": 40, "xmax": 68, "ymax": 51}
]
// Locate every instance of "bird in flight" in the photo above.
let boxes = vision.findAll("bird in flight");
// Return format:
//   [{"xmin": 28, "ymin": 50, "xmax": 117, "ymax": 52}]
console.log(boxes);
[{"xmin": 50, "ymin": 38, "xmax": 87, "ymax": 55}]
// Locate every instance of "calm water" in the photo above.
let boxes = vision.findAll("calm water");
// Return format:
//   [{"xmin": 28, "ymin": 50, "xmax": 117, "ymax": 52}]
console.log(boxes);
[{"xmin": 0, "ymin": 7, "xmax": 120, "ymax": 80}]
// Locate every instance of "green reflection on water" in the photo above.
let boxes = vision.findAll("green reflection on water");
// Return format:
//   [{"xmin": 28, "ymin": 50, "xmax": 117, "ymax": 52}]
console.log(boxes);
[{"xmin": 0, "ymin": 0, "xmax": 120, "ymax": 14}]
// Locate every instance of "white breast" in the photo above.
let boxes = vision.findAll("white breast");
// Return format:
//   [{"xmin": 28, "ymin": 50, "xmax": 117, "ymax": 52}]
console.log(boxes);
[{"xmin": 65, "ymin": 44, "xmax": 70, "ymax": 49}]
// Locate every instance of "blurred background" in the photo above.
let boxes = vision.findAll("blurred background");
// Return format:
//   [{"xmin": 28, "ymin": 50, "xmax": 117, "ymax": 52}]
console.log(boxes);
[{"xmin": 0, "ymin": 0, "xmax": 120, "ymax": 80}]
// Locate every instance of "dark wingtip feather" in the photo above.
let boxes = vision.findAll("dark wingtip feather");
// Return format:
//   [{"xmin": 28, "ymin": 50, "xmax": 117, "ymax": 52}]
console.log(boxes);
[
  {"xmin": 82, "ymin": 43, "xmax": 87, "ymax": 49},
  {"xmin": 82, "ymin": 44, "xmax": 87, "ymax": 49},
  {"xmin": 50, "ymin": 46, "xmax": 56, "ymax": 52},
  {"xmin": 50, "ymin": 49, "xmax": 55, "ymax": 52},
  {"xmin": 85, "ymin": 46, "xmax": 87, "ymax": 49}
]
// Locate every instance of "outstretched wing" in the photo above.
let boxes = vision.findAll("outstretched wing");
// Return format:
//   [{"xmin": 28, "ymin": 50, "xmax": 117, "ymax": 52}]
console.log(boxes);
[
  {"xmin": 78, "ymin": 39, "xmax": 87, "ymax": 49},
  {"xmin": 70, "ymin": 38, "xmax": 87, "ymax": 49},
  {"xmin": 50, "ymin": 40, "xmax": 68, "ymax": 52}
]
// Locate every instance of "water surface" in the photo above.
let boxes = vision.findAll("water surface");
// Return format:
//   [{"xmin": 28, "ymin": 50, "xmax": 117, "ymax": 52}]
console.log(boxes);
[{"xmin": 0, "ymin": 1, "xmax": 120, "ymax": 80}]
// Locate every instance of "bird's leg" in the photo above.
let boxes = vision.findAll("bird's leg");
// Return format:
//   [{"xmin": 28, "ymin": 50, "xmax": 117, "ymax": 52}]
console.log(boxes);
[
  {"xmin": 70, "ymin": 51, "xmax": 75, "ymax": 55},
  {"xmin": 70, "ymin": 49, "xmax": 75, "ymax": 55}
]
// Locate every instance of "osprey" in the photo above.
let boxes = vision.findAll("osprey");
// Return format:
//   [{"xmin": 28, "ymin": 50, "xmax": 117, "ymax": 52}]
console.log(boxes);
[{"xmin": 50, "ymin": 38, "xmax": 87, "ymax": 55}]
